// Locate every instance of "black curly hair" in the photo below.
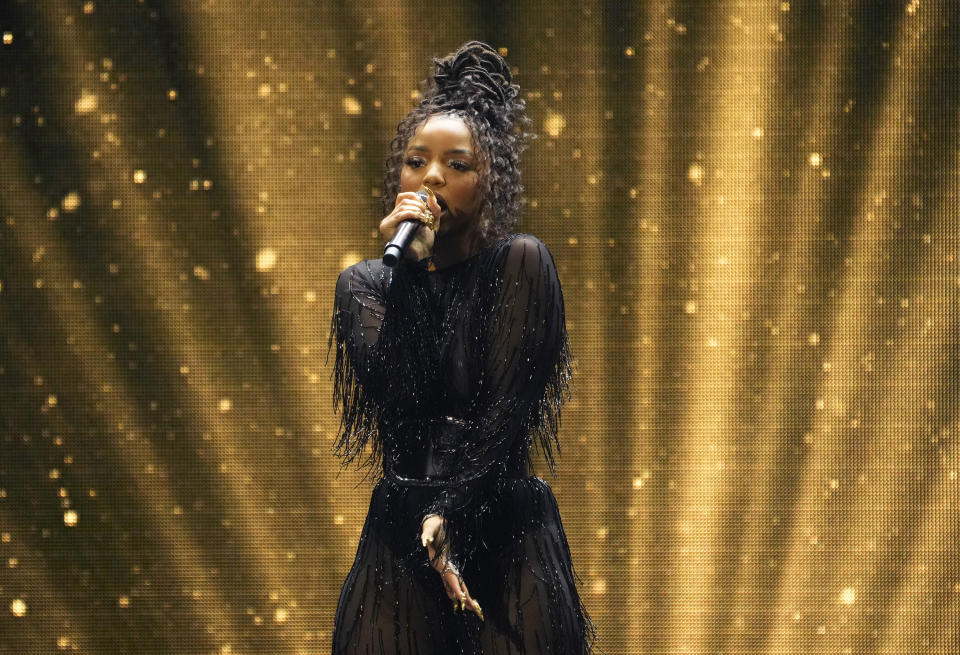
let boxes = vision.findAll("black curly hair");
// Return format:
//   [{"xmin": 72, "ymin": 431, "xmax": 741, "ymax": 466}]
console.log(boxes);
[{"xmin": 382, "ymin": 41, "xmax": 532, "ymax": 247}]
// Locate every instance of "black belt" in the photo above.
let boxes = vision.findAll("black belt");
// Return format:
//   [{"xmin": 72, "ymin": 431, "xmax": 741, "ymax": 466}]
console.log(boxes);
[
  {"xmin": 384, "ymin": 415, "xmax": 528, "ymax": 486},
  {"xmin": 385, "ymin": 415, "xmax": 472, "ymax": 485}
]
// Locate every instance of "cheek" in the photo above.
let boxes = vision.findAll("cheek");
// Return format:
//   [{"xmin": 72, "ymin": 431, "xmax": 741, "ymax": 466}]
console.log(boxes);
[
  {"xmin": 399, "ymin": 168, "xmax": 417, "ymax": 191},
  {"xmin": 463, "ymin": 178, "xmax": 482, "ymax": 209}
]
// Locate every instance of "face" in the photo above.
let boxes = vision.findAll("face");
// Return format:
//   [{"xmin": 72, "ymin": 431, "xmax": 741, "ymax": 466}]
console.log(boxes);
[{"xmin": 400, "ymin": 114, "xmax": 482, "ymax": 237}]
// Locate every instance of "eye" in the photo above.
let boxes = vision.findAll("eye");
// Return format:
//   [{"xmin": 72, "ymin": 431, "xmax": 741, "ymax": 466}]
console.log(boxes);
[
  {"xmin": 448, "ymin": 160, "xmax": 472, "ymax": 172},
  {"xmin": 404, "ymin": 157, "xmax": 425, "ymax": 168}
]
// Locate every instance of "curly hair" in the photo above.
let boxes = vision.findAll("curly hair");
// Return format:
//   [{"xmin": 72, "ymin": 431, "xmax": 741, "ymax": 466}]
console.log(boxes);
[{"xmin": 381, "ymin": 41, "xmax": 533, "ymax": 246}]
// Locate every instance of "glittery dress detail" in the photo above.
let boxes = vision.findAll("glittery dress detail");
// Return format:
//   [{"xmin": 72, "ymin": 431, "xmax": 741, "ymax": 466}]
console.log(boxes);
[{"xmin": 329, "ymin": 233, "xmax": 595, "ymax": 654}]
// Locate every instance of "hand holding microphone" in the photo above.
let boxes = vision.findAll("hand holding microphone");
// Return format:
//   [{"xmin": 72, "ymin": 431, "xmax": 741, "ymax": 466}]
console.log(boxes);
[{"xmin": 381, "ymin": 187, "xmax": 442, "ymax": 266}]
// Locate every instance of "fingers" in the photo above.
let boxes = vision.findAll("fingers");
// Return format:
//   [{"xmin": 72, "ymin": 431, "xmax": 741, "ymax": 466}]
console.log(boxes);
[
  {"xmin": 418, "ymin": 515, "xmax": 482, "ymax": 620},
  {"xmin": 379, "ymin": 201, "xmax": 429, "ymax": 238},
  {"xmin": 379, "ymin": 192, "xmax": 441, "ymax": 241},
  {"xmin": 460, "ymin": 578, "xmax": 482, "ymax": 618},
  {"xmin": 395, "ymin": 190, "xmax": 425, "ymax": 205},
  {"xmin": 443, "ymin": 571, "xmax": 483, "ymax": 621},
  {"xmin": 395, "ymin": 189, "xmax": 440, "ymax": 216},
  {"xmin": 400, "ymin": 191, "xmax": 441, "ymax": 220},
  {"xmin": 426, "ymin": 194, "xmax": 442, "ymax": 219}
]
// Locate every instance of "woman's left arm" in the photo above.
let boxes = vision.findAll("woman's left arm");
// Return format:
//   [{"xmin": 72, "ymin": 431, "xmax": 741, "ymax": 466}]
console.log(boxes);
[
  {"xmin": 426, "ymin": 234, "xmax": 571, "ymax": 521},
  {"xmin": 418, "ymin": 234, "xmax": 571, "ymax": 618}
]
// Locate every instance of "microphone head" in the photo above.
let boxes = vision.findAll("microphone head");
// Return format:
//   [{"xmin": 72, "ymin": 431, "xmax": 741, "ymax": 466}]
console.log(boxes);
[{"xmin": 415, "ymin": 186, "xmax": 436, "ymax": 207}]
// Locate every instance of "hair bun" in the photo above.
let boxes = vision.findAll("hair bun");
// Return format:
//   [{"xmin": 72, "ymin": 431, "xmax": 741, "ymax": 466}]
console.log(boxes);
[{"xmin": 431, "ymin": 41, "xmax": 518, "ymax": 108}]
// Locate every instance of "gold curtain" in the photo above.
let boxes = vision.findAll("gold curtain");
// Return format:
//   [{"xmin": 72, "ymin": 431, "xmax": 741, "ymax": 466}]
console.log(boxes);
[{"xmin": 0, "ymin": 1, "xmax": 957, "ymax": 653}]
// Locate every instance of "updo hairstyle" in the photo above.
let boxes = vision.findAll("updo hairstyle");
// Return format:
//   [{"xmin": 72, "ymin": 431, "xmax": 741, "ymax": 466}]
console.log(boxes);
[{"xmin": 382, "ymin": 41, "xmax": 532, "ymax": 246}]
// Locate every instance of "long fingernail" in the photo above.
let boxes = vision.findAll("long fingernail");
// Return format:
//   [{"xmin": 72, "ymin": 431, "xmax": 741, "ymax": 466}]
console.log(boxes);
[
  {"xmin": 459, "ymin": 596, "xmax": 466, "ymax": 611},
  {"xmin": 452, "ymin": 599, "xmax": 459, "ymax": 611},
  {"xmin": 474, "ymin": 602, "xmax": 484, "ymax": 621}
]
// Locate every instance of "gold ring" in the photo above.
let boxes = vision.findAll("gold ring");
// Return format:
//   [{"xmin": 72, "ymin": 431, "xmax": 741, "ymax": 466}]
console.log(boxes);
[
  {"xmin": 417, "ymin": 186, "xmax": 438, "ymax": 231},
  {"xmin": 418, "ymin": 209, "xmax": 437, "ymax": 231}
]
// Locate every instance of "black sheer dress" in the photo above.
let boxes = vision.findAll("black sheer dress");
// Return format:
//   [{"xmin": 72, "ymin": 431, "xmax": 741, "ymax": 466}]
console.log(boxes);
[{"xmin": 329, "ymin": 232, "xmax": 595, "ymax": 654}]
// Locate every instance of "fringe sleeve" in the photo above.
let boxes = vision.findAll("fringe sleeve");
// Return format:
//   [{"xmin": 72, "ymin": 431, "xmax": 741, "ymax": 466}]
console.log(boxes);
[
  {"xmin": 423, "ymin": 234, "xmax": 573, "ymax": 566},
  {"xmin": 327, "ymin": 261, "xmax": 390, "ymax": 472}
]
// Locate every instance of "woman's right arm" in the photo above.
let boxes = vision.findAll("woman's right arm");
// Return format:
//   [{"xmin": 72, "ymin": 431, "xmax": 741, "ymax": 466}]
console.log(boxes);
[
  {"xmin": 328, "ymin": 262, "xmax": 391, "ymax": 464},
  {"xmin": 328, "ymin": 191, "xmax": 441, "ymax": 464}
]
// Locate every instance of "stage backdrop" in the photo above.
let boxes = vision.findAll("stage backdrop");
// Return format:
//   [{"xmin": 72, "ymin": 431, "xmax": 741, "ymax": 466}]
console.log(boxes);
[{"xmin": 1, "ymin": 1, "xmax": 958, "ymax": 653}]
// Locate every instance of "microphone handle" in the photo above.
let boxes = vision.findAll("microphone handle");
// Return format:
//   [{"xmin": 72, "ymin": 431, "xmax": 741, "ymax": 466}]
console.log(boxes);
[
  {"xmin": 383, "ymin": 190, "xmax": 432, "ymax": 267},
  {"xmin": 383, "ymin": 219, "xmax": 424, "ymax": 267}
]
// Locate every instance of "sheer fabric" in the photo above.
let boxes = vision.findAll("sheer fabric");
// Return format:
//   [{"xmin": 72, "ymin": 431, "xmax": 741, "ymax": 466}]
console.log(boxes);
[{"xmin": 329, "ymin": 233, "xmax": 595, "ymax": 654}]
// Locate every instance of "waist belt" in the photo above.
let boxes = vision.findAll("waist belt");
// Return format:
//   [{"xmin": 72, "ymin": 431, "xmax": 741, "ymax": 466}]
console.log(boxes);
[
  {"xmin": 384, "ymin": 415, "xmax": 527, "ymax": 485},
  {"xmin": 385, "ymin": 415, "xmax": 471, "ymax": 485}
]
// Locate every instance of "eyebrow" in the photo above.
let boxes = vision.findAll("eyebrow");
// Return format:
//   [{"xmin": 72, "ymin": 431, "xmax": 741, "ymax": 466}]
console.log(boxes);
[{"xmin": 407, "ymin": 145, "xmax": 474, "ymax": 157}]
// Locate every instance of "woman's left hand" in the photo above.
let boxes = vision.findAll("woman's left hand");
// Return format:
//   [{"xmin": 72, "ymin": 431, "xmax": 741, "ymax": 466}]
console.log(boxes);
[{"xmin": 420, "ymin": 514, "xmax": 484, "ymax": 621}]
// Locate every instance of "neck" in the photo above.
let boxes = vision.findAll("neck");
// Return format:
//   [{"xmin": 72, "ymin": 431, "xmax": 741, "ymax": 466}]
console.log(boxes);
[{"xmin": 431, "ymin": 226, "xmax": 483, "ymax": 269}]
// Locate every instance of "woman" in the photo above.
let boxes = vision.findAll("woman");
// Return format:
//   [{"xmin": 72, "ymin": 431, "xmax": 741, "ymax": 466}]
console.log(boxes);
[{"xmin": 329, "ymin": 41, "xmax": 595, "ymax": 654}]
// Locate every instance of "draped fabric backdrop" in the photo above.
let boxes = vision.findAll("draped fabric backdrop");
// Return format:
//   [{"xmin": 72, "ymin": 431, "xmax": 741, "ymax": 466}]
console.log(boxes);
[{"xmin": 1, "ymin": 1, "xmax": 958, "ymax": 654}]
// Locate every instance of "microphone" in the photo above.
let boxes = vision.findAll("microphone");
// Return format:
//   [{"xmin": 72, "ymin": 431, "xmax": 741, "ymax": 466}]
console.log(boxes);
[{"xmin": 383, "ymin": 189, "xmax": 435, "ymax": 267}]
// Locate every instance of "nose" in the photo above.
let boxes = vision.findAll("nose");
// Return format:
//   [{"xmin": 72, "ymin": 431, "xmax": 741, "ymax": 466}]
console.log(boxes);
[{"xmin": 422, "ymin": 160, "xmax": 444, "ymax": 186}]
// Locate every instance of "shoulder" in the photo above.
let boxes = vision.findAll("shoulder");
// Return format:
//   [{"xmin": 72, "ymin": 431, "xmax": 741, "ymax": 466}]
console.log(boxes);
[
  {"xmin": 492, "ymin": 233, "xmax": 559, "ymax": 276},
  {"xmin": 339, "ymin": 256, "xmax": 390, "ymax": 277},
  {"xmin": 338, "ymin": 257, "xmax": 391, "ymax": 282},
  {"xmin": 335, "ymin": 257, "xmax": 393, "ymax": 298},
  {"xmin": 497, "ymin": 232, "xmax": 549, "ymax": 252}
]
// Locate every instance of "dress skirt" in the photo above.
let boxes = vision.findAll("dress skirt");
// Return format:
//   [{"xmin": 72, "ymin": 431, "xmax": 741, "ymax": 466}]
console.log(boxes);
[{"xmin": 331, "ymin": 475, "xmax": 594, "ymax": 655}]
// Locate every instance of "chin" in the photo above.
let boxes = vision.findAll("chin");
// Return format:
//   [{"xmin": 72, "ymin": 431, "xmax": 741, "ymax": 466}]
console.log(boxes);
[
  {"xmin": 439, "ymin": 214, "xmax": 478, "ymax": 236},
  {"xmin": 436, "ymin": 219, "xmax": 458, "ymax": 235}
]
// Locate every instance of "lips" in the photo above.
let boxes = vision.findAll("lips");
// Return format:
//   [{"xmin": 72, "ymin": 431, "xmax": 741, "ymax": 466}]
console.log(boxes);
[{"xmin": 433, "ymin": 193, "xmax": 449, "ymax": 213}]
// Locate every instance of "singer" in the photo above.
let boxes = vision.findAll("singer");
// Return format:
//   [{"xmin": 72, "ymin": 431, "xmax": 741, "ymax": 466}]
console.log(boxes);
[{"xmin": 329, "ymin": 41, "xmax": 595, "ymax": 654}]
